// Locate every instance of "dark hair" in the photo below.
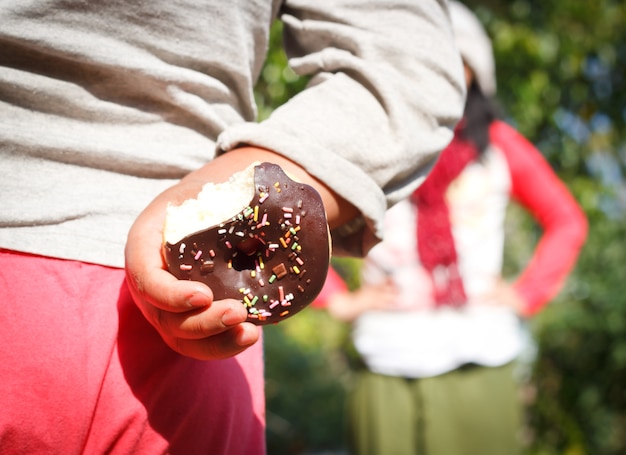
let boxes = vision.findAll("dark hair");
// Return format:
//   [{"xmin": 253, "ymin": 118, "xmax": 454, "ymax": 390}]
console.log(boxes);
[{"xmin": 460, "ymin": 81, "xmax": 499, "ymax": 156}]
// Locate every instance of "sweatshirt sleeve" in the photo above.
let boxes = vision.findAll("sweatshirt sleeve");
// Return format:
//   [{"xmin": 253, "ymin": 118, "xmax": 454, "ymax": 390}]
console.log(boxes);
[
  {"xmin": 490, "ymin": 121, "xmax": 588, "ymax": 316},
  {"xmin": 217, "ymin": 0, "xmax": 466, "ymax": 256}
]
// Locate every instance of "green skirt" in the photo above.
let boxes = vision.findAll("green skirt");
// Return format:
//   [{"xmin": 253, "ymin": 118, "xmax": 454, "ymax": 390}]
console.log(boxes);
[{"xmin": 347, "ymin": 363, "xmax": 522, "ymax": 455}]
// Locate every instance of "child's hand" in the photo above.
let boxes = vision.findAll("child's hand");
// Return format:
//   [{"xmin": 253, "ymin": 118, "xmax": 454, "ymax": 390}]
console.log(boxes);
[
  {"xmin": 124, "ymin": 146, "xmax": 358, "ymax": 359},
  {"xmin": 124, "ymin": 162, "xmax": 260, "ymax": 360}
]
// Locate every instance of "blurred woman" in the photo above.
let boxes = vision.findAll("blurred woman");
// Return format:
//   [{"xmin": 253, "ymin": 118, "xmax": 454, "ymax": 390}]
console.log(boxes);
[{"xmin": 315, "ymin": 2, "xmax": 588, "ymax": 454}]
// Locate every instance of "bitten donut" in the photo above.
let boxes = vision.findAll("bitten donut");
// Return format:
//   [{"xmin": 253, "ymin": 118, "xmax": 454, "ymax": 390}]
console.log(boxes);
[{"xmin": 163, "ymin": 162, "xmax": 330, "ymax": 325}]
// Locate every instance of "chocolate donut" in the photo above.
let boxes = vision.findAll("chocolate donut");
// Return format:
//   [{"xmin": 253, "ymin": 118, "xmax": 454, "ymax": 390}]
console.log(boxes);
[{"xmin": 163, "ymin": 162, "xmax": 330, "ymax": 325}]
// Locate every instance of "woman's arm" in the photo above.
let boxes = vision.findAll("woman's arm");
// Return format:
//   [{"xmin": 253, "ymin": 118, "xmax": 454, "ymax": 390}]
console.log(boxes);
[{"xmin": 490, "ymin": 120, "xmax": 588, "ymax": 316}]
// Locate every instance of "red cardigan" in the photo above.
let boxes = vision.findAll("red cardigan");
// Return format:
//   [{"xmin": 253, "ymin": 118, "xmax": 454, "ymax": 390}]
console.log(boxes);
[{"xmin": 490, "ymin": 120, "xmax": 587, "ymax": 315}]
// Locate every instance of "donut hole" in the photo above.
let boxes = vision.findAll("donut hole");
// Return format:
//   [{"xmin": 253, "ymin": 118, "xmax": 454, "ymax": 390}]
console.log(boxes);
[{"xmin": 232, "ymin": 237, "xmax": 265, "ymax": 271}]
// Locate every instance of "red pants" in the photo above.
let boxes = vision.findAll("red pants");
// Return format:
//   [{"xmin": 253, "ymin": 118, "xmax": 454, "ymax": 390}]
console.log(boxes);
[{"xmin": 0, "ymin": 250, "xmax": 265, "ymax": 454}]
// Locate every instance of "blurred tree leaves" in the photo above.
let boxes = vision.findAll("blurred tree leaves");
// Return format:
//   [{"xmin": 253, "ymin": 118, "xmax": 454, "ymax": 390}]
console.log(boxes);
[
  {"xmin": 254, "ymin": 21, "xmax": 309, "ymax": 122},
  {"xmin": 257, "ymin": 2, "xmax": 626, "ymax": 453},
  {"xmin": 473, "ymin": 0, "xmax": 626, "ymax": 185},
  {"xmin": 527, "ymin": 215, "xmax": 626, "ymax": 454}
]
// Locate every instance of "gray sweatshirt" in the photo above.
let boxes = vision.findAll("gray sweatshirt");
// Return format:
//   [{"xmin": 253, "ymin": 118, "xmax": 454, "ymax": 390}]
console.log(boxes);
[{"xmin": 0, "ymin": 0, "xmax": 465, "ymax": 268}]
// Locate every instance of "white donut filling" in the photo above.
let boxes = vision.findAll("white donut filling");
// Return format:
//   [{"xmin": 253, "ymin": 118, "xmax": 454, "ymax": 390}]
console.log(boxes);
[{"xmin": 163, "ymin": 163, "xmax": 257, "ymax": 245}]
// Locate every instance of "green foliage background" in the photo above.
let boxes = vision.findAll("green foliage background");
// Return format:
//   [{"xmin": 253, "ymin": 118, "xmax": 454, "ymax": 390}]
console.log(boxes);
[{"xmin": 256, "ymin": 2, "xmax": 626, "ymax": 453}]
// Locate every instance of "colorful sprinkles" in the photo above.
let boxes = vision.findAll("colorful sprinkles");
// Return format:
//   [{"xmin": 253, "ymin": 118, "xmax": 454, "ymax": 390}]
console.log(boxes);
[
  {"xmin": 165, "ymin": 163, "xmax": 328, "ymax": 325},
  {"xmin": 222, "ymin": 182, "xmax": 314, "ymax": 322}
]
